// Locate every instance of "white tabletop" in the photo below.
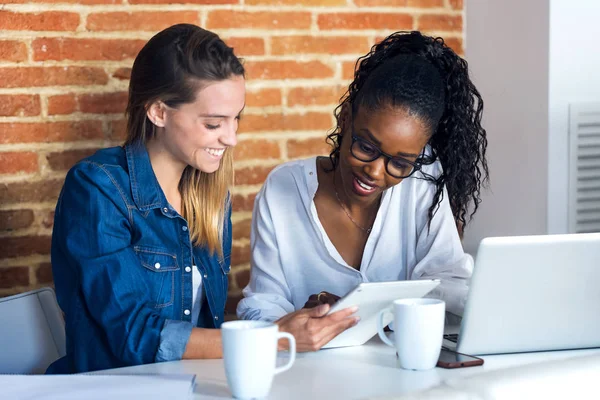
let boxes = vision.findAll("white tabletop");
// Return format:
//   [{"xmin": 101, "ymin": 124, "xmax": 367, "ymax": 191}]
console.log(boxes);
[{"xmin": 99, "ymin": 335, "xmax": 600, "ymax": 400}]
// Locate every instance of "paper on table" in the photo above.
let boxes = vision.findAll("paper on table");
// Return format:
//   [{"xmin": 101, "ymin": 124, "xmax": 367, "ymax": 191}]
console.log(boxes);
[{"xmin": 1, "ymin": 373, "xmax": 196, "ymax": 400}]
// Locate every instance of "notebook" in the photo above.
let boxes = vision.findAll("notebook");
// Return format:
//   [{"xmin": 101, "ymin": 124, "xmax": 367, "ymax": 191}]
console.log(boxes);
[{"xmin": 1, "ymin": 374, "xmax": 196, "ymax": 400}]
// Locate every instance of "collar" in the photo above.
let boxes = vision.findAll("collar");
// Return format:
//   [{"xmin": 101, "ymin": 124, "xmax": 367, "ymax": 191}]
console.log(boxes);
[{"xmin": 125, "ymin": 143, "xmax": 169, "ymax": 211}]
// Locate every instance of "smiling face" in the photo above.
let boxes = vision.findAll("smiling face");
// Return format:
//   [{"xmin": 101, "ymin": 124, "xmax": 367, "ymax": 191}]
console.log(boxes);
[
  {"xmin": 149, "ymin": 75, "xmax": 246, "ymax": 174},
  {"xmin": 337, "ymin": 105, "xmax": 430, "ymax": 204}
]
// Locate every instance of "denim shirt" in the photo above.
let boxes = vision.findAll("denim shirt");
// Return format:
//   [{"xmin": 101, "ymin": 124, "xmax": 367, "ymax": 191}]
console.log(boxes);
[{"xmin": 47, "ymin": 144, "xmax": 231, "ymax": 374}]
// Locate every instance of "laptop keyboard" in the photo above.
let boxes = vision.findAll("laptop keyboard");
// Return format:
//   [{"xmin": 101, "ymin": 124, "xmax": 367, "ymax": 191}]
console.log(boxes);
[{"xmin": 444, "ymin": 333, "xmax": 459, "ymax": 343}]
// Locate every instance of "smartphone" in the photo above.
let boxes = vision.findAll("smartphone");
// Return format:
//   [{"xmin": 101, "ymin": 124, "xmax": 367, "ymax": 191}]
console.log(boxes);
[{"xmin": 437, "ymin": 348, "xmax": 484, "ymax": 369}]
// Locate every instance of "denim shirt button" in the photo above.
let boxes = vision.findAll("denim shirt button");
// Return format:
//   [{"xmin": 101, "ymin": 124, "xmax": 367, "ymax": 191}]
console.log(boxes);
[
  {"xmin": 185, "ymin": 266, "xmax": 191, "ymax": 273},
  {"xmin": 184, "ymin": 309, "xmax": 190, "ymax": 316},
  {"xmin": 203, "ymin": 274, "xmax": 208, "ymax": 279},
  {"xmin": 214, "ymin": 316, "xmax": 218, "ymax": 320},
  {"xmin": 154, "ymin": 262, "xmax": 161, "ymax": 269},
  {"xmin": 163, "ymin": 207, "xmax": 168, "ymax": 213},
  {"xmin": 182, "ymin": 226, "xmax": 188, "ymax": 232}
]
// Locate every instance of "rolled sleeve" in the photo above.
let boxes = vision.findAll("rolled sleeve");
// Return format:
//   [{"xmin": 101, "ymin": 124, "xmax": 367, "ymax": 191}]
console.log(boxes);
[{"xmin": 155, "ymin": 320, "xmax": 194, "ymax": 362}]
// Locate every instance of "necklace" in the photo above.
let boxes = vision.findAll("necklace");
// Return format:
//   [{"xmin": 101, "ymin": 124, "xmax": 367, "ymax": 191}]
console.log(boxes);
[{"xmin": 333, "ymin": 173, "xmax": 372, "ymax": 234}]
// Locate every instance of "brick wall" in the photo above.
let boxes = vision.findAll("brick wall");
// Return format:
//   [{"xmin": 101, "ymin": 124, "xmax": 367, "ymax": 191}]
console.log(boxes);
[{"xmin": 0, "ymin": 0, "xmax": 464, "ymax": 315}]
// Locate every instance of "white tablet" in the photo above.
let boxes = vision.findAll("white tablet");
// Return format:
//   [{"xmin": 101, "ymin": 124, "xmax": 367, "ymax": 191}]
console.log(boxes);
[{"xmin": 322, "ymin": 279, "xmax": 440, "ymax": 349}]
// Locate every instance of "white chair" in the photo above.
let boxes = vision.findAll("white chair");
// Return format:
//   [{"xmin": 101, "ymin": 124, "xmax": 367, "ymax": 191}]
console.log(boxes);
[{"xmin": 0, "ymin": 287, "xmax": 66, "ymax": 374}]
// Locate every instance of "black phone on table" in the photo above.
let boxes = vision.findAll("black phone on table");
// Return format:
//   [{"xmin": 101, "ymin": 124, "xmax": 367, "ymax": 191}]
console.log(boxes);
[{"xmin": 437, "ymin": 348, "xmax": 484, "ymax": 369}]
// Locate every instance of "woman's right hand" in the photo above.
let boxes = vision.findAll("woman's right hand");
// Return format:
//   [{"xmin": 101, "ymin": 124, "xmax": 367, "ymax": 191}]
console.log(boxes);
[
  {"xmin": 275, "ymin": 304, "xmax": 359, "ymax": 352},
  {"xmin": 303, "ymin": 291, "xmax": 341, "ymax": 309}
]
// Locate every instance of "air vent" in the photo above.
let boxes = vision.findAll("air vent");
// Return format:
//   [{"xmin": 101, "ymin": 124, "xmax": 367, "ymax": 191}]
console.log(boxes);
[{"xmin": 568, "ymin": 102, "xmax": 600, "ymax": 233}]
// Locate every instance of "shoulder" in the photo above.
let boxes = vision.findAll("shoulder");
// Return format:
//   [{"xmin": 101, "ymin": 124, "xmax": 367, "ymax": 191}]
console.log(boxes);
[
  {"xmin": 253, "ymin": 158, "xmax": 316, "ymax": 212},
  {"xmin": 83, "ymin": 146, "xmax": 128, "ymax": 170},
  {"xmin": 262, "ymin": 157, "xmax": 315, "ymax": 192},
  {"xmin": 63, "ymin": 147, "xmax": 131, "ymax": 204}
]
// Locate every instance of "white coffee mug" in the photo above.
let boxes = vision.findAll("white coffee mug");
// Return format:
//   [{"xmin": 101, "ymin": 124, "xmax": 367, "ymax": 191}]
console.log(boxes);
[
  {"xmin": 377, "ymin": 298, "xmax": 445, "ymax": 370},
  {"xmin": 222, "ymin": 320, "xmax": 296, "ymax": 399}
]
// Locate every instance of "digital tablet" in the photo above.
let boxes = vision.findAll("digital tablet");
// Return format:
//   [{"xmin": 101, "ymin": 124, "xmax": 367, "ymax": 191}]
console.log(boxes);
[{"xmin": 322, "ymin": 279, "xmax": 440, "ymax": 349}]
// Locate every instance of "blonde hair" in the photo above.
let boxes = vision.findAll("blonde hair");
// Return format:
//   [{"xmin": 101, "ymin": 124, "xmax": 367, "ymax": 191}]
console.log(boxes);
[
  {"xmin": 179, "ymin": 151, "xmax": 233, "ymax": 257},
  {"xmin": 124, "ymin": 24, "xmax": 244, "ymax": 257}
]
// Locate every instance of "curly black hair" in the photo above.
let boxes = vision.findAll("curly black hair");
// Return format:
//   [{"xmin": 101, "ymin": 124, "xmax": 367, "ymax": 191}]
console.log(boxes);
[{"xmin": 327, "ymin": 31, "xmax": 489, "ymax": 232}]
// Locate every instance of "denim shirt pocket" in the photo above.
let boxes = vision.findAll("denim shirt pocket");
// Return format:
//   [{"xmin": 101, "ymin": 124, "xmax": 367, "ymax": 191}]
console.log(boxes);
[{"xmin": 134, "ymin": 246, "xmax": 179, "ymax": 309}]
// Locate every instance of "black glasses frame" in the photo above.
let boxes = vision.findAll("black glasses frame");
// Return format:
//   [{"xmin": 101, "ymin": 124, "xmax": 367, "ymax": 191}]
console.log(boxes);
[{"xmin": 350, "ymin": 135, "xmax": 434, "ymax": 179}]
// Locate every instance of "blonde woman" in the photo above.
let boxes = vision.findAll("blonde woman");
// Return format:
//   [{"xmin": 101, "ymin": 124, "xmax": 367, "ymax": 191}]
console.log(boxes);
[{"xmin": 48, "ymin": 24, "xmax": 245, "ymax": 373}]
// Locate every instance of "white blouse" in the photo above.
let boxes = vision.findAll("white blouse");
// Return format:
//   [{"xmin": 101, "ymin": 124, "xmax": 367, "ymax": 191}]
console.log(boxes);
[{"xmin": 237, "ymin": 157, "xmax": 473, "ymax": 322}]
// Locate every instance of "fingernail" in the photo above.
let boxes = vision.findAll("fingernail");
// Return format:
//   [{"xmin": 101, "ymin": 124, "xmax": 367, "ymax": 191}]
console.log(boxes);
[
  {"xmin": 354, "ymin": 317, "xmax": 361, "ymax": 324},
  {"xmin": 350, "ymin": 306, "xmax": 359, "ymax": 313}
]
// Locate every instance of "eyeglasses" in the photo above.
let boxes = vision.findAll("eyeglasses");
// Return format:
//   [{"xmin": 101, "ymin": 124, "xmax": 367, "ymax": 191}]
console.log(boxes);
[{"xmin": 350, "ymin": 135, "xmax": 431, "ymax": 179}]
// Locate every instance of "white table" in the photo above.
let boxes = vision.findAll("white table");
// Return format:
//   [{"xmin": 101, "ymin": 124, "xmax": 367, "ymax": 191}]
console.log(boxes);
[{"xmin": 99, "ymin": 335, "xmax": 600, "ymax": 399}]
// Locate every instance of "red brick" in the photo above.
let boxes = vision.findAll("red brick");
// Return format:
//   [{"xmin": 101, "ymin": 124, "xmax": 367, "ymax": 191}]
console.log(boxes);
[
  {"xmin": 234, "ymin": 268, "xmax": 250, "ymax": 288},
  {"xmin": 242, "ymin": 113, "xmax": 333, "ymax": 133},
  {"xmin": 0, "ymin": 67, "xmax": 108, "ymax": 88},
  {"xmin": 47, "ymin": 94, "xmax": 78, "ymax": 115},
  {"xmin": 342, "ymin": 61, "xmax": 358, "ymax": 80},
  {"xmin": 0, "ymin": 236, "xmax": 51, "ymax": 258},
  {"xmin": 0, "ymin": 210, "xmax": 35, "ymax": 231},
  {"xmin": 225, "ymin": 37, "xmax": 265, "ymax": 57},
  {"xmin": 0, "ymin": 267, "xmax": 29, "ymax": 288},
  {"xmin": 33, "ymin": 38, "xmax": 145, "ymax": 61},
  {"xmin": 112, "ymin": 67, "xmax": 131, "ymax": 80},
  {"xmin": 0, "ymin": 152, "xmax": 39, "ymax": 174},
  {"xmin": 245, "ymin": 61, "xmax": 334, "ymax": 80},
  {"xmin": 46, "ymin": 148, "xmax": 100, "ymax": 171},
  {"xmin": 417, "ymin": 15, "xmax": 463, "ymax": 32},
  {"xmin": 0, "ymin": 40, "xmax": 28, "ymax": 62},
  {"xmin": 42, "ymin": 211, "xmax": 55, "ymax": 229},
  {"xmin": 272, "ymin": 36, "xmax": 371, "ymax": 56},
  {"xmin": 444, "ymin": 37, "xmax": 463, "ymax": 55},
  {"xmin": 0, "ymin": 121, "xmax": 104, "ymax": 144},
  {"xmin": 4, "ymin": 0, "xmax": 118, "ymax": 3},
  {"xmin": 235, "ymin": 139, "xmax": 280, "ymax": 160},
  {"xmin": 288, "ymin": 86, "xmax": 346, "ymax": 107},
  {"xmin": 232, "ymin": 218, "xmax": 252, "ymax": 241},
  {"xmin": 449, "ymin": 0, "xmax": 463, "ymax": 9},
  {"xmin": 246, "ymin": 88, "xmax": 282, "ymax": 108},
  {"xmin": 130, "ymin": 0, "xmax": 235, "ymax": 3},
  {"xmin": 207, "ymin": 11, "xmax": 311, "ymax": 30},
  {"xmin": 246, "ymin": 0, "xmax": 344, "ymax": 4},
  {"xmin": 231, "ymin": 192, "xmax": 257, "ymax": 212},
  {"xmin": 0, "ymin": 95, "xmax": 40, "ymax": 117},
  {"xmin": 287, "ymin": 137, "xmax": 330, "ymax": 158},
  {"xmin": 409, "ymin": 0, "xmax": 444, "ymax": 5},
  {"xmin": 318, "ymin": 13, "xmax": 413, "ymax": 30},
  {"xmin": 79, "ymin": 92, "xmax": 128, "ymax": 114},
  {"xmin": 231, "ymin": 243, "xmax": 250, "ymax": 265},
  {"xmin": 87, "ymin": 12, "xmax": 198, "ymax": 31},
  {"xmin": 235, "ymin": 165, "xmax": 274, "ymax": 186},
  {"xmin": 35, "ymin": 262, "xmax": 54, "ymax": 285},
  {"xmin": 108, "ymin": 119, "xmax": 127, "ymax": 141},
  {"xmin": 225, "ymin": 291, "xmax": 243, "ymax": 316},
  {"xmin": 0, "ymin": 179, "xmax": 63, "ymax": 204},
  {"xmin": 0, "ymin": 11, "xmax": 79, "ymax": 31},
  {"xmin": 355, "ymin": 0, "xmax": 443, "ymax": 5}
]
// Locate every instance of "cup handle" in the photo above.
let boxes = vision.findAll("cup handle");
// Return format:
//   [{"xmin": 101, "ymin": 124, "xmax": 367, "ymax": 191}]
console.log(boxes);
[
  {"xmin": 274, "ymin": 332, "xmax": 296, "ymax": 375},
  {"xmin": 377, "ymin": 308, "xmax": 395, "ymax": 347}
]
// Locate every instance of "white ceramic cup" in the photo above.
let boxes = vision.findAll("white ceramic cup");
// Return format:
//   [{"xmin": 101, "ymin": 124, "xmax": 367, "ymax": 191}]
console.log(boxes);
[
  {"xmin": 222, "ymin": 320, "xmax": 296, "ymax": 399},
  {"xmin": 377, "ymin": 298, "xmax": 445, "ymax": 370}
]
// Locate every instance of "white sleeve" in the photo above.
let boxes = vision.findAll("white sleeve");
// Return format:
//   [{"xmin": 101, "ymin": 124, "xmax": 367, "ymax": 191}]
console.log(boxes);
[
  {"xmin": 409, "ymin": 185, "xmax": 473, "ymax": 317},
  {"xmin": 236, "ymin": 181, "xmax": 295, "ymax": 322}
]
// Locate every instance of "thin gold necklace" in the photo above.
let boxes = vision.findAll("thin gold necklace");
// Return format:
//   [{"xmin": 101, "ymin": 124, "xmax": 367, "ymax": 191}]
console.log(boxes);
[{"xmin": 333, "ymin": 173, "xmax": 372, "ymax": 234}]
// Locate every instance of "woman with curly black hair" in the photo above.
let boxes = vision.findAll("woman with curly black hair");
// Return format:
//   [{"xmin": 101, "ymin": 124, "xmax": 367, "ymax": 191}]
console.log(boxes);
[{"xmin": 238, "ymin": 31, "xmax": 489, "ymax": 352}]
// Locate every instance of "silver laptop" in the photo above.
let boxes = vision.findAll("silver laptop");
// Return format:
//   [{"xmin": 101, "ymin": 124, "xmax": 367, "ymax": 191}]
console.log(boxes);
[{"xmin": 443, "ymin": 233, "xmax": 600, "ymax": 355}]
